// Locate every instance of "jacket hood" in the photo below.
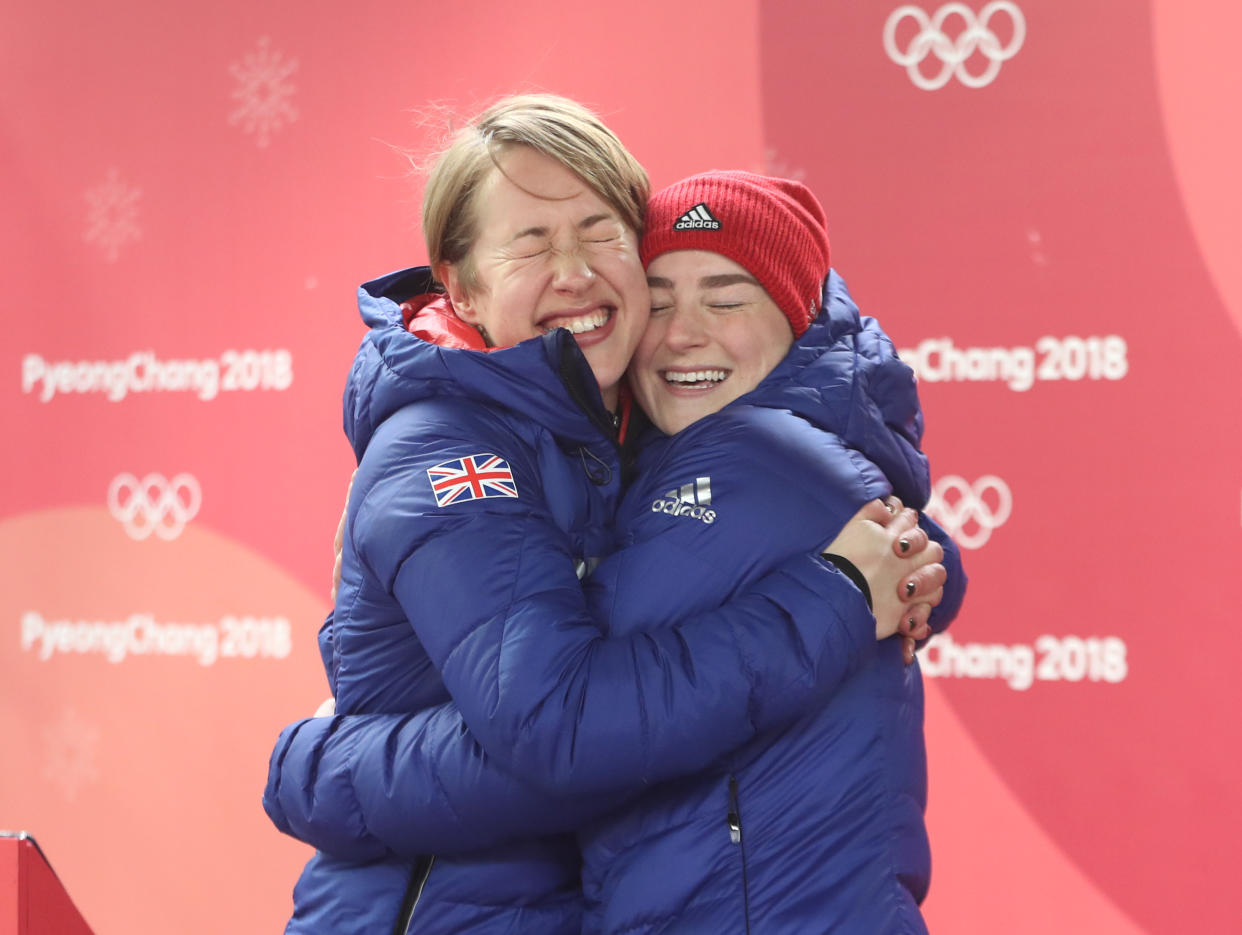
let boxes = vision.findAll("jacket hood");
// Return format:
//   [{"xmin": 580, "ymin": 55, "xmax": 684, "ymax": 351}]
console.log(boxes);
[
  {"xmin": 344, "ymin": 267, "xmax": 612, "ymax": 460},
  {"xmin": 745, "ymin": 269, "xmax": 931, "ymax": 507}
]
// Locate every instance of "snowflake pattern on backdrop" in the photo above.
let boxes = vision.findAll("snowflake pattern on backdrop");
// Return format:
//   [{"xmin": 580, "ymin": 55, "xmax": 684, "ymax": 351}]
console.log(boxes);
[
  {"xmin": 43, "ymin": 707, "xmax": 101, "ymax": 802},
  {"xmin": 228, "ymin": 37, "xmax": 298, "ymax": 147},
  {"xmin": 760, "ymin": 148, "xmax": 807, "ymax": 182},
  {"xmin": 83, "ymin": 169, "xmax": 142, "ymax": 262}
]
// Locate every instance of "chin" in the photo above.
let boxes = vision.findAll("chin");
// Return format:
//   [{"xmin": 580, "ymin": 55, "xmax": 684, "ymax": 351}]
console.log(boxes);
[
  {"xmin": 656, "ymin": 411, "xmax": 700, "ymax": 435},
  {"xmin": 585, "ymin": 360, "xmax": 624, "ymax": 396}
]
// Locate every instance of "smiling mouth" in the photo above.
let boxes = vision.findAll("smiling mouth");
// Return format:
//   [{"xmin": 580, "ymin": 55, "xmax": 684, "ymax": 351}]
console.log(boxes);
[
  {"xmin": 662, "ymin": 369, "xmax": 729, "ymax": 388},
  {"xmin": 540, "ymin": 307, "xmax": 613, "ymax": 335}
]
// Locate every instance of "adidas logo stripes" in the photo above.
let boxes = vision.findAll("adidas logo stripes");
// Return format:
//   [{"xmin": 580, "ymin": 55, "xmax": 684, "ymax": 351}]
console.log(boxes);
[
  {"xmin": 665, "ymin": 477, "xmax": 712, "ymax": 506},
  {"xmin": 673, "ymin": 204, "xmax": 722, "ymax": 231},
  {"xmin": 650, "ymin": 476, "xmax": 717, "ymax": 524}
]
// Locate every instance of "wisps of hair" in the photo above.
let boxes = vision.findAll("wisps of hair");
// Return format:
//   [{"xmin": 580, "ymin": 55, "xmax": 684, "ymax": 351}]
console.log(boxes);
[{"xmin": 417, "ymin": 93, "xmax": 649, "ymax": 292}]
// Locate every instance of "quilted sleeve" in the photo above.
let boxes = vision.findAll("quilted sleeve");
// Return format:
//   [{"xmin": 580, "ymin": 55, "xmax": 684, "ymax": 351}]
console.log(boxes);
[{"xmin": 263, "ymin": 703, "xmax": 645, "ymax": 860}]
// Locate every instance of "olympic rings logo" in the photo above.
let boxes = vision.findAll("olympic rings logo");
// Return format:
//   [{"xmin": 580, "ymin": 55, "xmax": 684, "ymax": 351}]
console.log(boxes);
[
  {"xmin": 883, "ymin": 2, "xmax": 1026, "ymax": 90},
  {"xmin": 107, "ymin": 473, "xmax": 202, "ymax": 541},
  {"xmin": 924, "ymin": 474, "xmax": 1011, "ymax": 549}
]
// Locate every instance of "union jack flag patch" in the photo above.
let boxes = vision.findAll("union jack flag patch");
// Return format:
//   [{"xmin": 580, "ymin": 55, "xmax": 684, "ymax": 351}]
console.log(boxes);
[{"xmin": 426, "ymin": 453, "xmax": 520, "ymax": 507}]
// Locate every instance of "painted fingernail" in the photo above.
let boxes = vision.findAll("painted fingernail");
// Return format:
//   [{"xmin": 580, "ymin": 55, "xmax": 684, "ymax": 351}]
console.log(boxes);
[
  {"xmin": 905, "ymin": 581, "xmax": 916, "ymax": 597},
  {"xmin": 898, "ymin": 538, "xmax": 910, "ymax": 553},
  {"xmin": 907, "ymin": 617, "xmax": 916, "ymax": 632}
]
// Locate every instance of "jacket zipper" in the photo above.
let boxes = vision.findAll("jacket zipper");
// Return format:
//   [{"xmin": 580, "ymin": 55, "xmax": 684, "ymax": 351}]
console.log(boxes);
[
  {"xmin": 727, "ymin": 776, "xmax": 752, "ymax": 934},
  {"xmin": 553, "ymin": 335, "xmax": 627, "ymax": 494},
  {"xmin": 393, "ymin": 855, "xmax": 435, "ymax": 935},
  {"xmin": 554, "ymin": 336, "xmax": 623, "ymax": 452}
]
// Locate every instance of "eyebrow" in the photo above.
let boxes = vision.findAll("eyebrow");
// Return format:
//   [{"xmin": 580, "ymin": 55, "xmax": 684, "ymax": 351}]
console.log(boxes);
[
  {"xmin": 701, "ymin": 273, "xmax": 760, "ymax": 289},
  {"xmin": 646, "ymin": 273, "xmax": 761, "ymax": 289},
  {"xmin": 511, "ymin": 213, "xmax": 615, "ymax": 242}
]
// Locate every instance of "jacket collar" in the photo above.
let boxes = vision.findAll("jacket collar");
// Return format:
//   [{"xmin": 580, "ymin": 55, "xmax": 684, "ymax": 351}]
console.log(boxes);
[{"xmin": 345, "ymin": 267, "xmax": 614, "ymax": 459}]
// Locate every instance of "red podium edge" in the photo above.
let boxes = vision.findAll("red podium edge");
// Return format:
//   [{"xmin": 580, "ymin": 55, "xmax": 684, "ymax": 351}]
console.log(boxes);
[{"xmin": 0, "ymin": 833, "xmax": 94, "ymax": 935}]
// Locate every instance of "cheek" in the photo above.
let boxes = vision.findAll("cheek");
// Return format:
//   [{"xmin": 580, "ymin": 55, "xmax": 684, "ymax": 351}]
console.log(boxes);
[
  {"xmin": 628, "ymin": 333, "xmax": 666, "ymax": 406},
  {"xmin": 726, "ymin": 338, "xmax": 775, "ymax": 387},
  {"xmin": 602, "ymin": 249, "xmax": 647, "ymax": 295},
  {"xmin": 741, "ymin": 327, "xmax": 794, "ymax": 377},
  {"xmin": 756, "ymin": 344, "xmax": 786, "ymax": 375},
  {"xmin": 630, "ymin": 324, "xmax": 665, "ymax": 373},
  {"xmin": 475, "ymin": 278, "xmax": 537, "ymax": 335},
  {"xmin": 624, "ymin": 304, "xmax": 651, "ymax": 346}
]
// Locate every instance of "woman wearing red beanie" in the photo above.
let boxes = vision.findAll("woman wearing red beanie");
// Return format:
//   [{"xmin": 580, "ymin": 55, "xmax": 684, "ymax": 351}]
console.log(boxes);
[{"xmin": 583, "ymin": 170, "xmax": 966, "ymax": 933}]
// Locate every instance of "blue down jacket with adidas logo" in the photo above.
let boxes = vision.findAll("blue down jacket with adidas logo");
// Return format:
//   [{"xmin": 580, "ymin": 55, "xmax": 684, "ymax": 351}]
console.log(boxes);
[
  {"xmin": 264, "ymin": 267, "xmax": 894, "ymax": 935},
  {"xmin": 574, "ymin": 272, "xmax": 966, "ymax": 934}
]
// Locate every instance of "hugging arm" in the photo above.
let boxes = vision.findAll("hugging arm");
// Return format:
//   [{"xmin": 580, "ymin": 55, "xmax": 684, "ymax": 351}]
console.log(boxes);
[
  {"xmin": 265, "ymin": 700, "xmax": 642, "ymax": 861},
  {"xmin": 264, "ymin": 544, "xmax": 877, "ymax": 860}
]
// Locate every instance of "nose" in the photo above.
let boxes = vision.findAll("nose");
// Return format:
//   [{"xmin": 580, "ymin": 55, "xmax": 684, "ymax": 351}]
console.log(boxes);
[
  {"xmin": 551, "ymin": 246, "xmax": 596, "ymax": 293},
  {"xmin": 662, "ymin": 305, "xmax": 708, "ymax": 352}
]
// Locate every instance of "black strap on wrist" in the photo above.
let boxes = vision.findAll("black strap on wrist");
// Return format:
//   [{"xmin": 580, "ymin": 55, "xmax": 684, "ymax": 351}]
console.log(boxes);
[{"xmin": 820, "ymin": 553, "xmax": 872, "ymax": 610}]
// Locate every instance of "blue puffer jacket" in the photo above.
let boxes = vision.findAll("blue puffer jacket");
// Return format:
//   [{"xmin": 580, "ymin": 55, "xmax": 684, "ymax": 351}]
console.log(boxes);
[
  {"xmin": 574, "ymin": 271, "xmax": 966, "ymax": 934},
  {"xmin": 266, "ymin": 268, "xmax": 889, "ymax": 934}
]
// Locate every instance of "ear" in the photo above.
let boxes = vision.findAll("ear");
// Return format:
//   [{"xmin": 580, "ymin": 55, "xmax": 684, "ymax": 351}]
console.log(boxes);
[{"xmin": 437, "ymin": 262, "xmax": 477, "ymax": 323}]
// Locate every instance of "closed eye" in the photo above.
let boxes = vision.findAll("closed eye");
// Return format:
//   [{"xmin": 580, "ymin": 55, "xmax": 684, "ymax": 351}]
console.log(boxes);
[
  {"xmin": 510, "ymin": 246, "xmax": 550, "ymax": 260},
  {"xmin": 705, "ymin": 285, "xmax": 759, "ymax": 310}
]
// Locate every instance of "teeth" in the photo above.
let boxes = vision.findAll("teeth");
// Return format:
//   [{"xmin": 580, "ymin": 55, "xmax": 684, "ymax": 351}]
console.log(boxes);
[
  {"xmin": 543, "ymin": 310, "xmax": 611, "ymax": 335},
  {"xmin": 566, "ymin": 312, "xmax": 608, "ymax": 334},
  {"xmin": 665, "ymin": 370, "xmax": 728, "ymax": 384}
]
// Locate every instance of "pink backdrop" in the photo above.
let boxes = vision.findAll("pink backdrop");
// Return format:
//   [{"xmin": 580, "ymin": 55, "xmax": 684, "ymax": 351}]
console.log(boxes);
[{"xmin": 3, "ymin": 2, "xmax": 1237, "ymax": 932}]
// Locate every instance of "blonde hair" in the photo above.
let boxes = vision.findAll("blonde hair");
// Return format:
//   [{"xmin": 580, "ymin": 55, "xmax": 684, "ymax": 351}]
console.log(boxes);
[{"xmin": 421, "ymin": 94, "xmax": 649, "ymax": 292}]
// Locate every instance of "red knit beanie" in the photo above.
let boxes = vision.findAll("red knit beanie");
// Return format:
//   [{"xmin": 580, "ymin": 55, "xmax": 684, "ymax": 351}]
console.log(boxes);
[{"xmin": 640, "ymin": 170, "xmax": 831, "ymax": 337}]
